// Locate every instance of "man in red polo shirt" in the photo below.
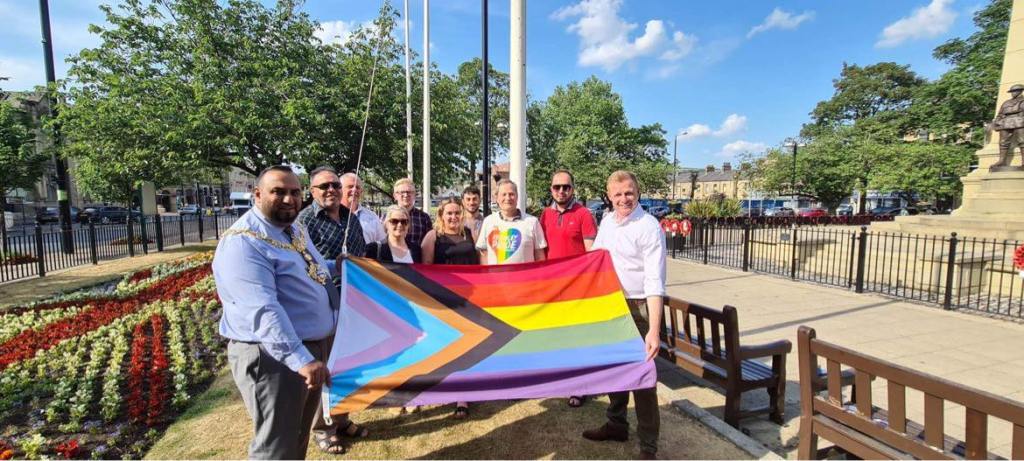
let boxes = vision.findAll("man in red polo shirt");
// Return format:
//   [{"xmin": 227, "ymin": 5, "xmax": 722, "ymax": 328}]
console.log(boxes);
[{"xmin": 540, "ymin": 169, "xmax": 598, "ymax": 408}]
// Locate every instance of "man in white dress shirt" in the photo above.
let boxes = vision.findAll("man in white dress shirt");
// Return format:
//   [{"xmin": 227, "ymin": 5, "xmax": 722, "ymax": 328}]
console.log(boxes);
[
  {"xmin": 582, "ymin": 170, "xmax": 665, "ymax": 460},
  {"xmin": 340, "ymin": 172, "xmax": 386, "ymax": 245}
]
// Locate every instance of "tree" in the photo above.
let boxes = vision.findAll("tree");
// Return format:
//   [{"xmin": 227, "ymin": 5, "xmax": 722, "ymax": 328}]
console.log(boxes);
[
  {"xmin": 746, "ymin": 136, "xmax": 859, "ymax": 211},
  {"xmin": 869, "ymin": 141, "xmax": 973, "ymax": 203},
  {"xmin": 0, "ymin": 96, "xmax": 50, "ymax": 246},
  {"xmin": 911, "ymin": 0, "xmax": 1011, "ymax": 147},
  {"xmin": 526, "ymin": 77, "xmax": 670, "ymax": 205},
  {"xmin": 802, "ymin": 62, "xmax": 925, "ymax": 141}
]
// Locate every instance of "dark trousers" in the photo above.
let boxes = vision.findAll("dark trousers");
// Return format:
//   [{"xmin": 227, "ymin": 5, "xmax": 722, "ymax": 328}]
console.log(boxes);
[
  {"xmin": 605, "ymin": 298, "xmax": 660, "ymax": 454},
  {"xmin": 228, "ymin": 337, "xmax": 331, "ymax": 460}
]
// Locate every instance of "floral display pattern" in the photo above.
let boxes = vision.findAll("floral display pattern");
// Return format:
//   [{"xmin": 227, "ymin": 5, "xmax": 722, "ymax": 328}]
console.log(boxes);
[{"xmin": 0, "ymin": 252, "xmax": 223, "ymax": 459}]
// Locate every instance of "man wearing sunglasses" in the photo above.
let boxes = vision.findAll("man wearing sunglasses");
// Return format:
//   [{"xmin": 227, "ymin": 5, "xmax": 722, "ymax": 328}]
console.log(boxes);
[
  {"xmin": 298, "ymin": 167, "xmax": 366, "ymax": 263},
  {"xmin": 539, "ymin": 169, "xmax": 597, "ymax": 410}
]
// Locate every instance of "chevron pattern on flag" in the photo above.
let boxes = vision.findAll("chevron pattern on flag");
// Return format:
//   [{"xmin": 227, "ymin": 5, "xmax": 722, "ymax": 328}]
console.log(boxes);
[{"xmin": 324, "ymin": 250, "xmax": 657, "ymax": 415}]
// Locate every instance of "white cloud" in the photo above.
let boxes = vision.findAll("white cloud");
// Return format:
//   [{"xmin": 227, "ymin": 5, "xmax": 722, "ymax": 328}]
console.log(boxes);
[
  {"xmin": 0, "ymin": 56, "xmax": 42, "ymax": 91},
  {"xmin": 747, "ymin": 8, "xmax": 815, "ymax": 38},
  {"xmin": 717, "ymin": 140, "xmax": 767, "ymax": 159},
  {"xmin": 876, "ymin": 0, "xmax": 957, "ymax": 48},
  {"xmin": 678, "ymin": 114, "xmax": 748, "ymax": 141},
  {"xmin": 715, "ymin": 114, "xmax": 747, "ymax": 137},
  {"xmin": 552, "ymin": 0, "xmax": 695, "ymax": 72},
  {"xmin": 314, "ymin": 20, "xmax": 372, "ymax": 46}
]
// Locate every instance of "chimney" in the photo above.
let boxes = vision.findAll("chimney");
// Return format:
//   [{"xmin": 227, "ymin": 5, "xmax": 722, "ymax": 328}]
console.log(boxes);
[
  {"xmin": 722, "ymin": 162, "xmax": 732, "ymax": 171},
  {"xmin": 705, "ymin": 165, "xmax": 714, "ymax": 173}
]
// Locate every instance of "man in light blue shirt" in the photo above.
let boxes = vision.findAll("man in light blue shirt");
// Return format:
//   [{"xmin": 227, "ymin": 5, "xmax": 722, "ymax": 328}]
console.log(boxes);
[{"xmin": 214, "ymin": 165, "xmax": 340, "ymax": 459}]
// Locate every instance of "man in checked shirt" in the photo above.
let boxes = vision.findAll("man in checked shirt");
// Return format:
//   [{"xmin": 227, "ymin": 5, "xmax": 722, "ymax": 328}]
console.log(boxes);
[{"xmin": 392, "ymin": 177, "xmax": 433, "ymax": 250}]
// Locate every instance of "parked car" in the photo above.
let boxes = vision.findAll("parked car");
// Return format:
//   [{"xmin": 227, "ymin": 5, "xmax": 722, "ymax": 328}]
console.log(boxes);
[
  {"xmin": 88, "ymin": 206, "xmax": 140, "ymax": 224},
  {"xmin": 587, "ymin": 203, "xmax": 607, "ymax": 222},
  {"xmin": 648, "ymin": 205, "xmax": 669, "ymax": 219},
  {"xmin": 740, "ymin": 207, "xmax": 764, "ymax": 218},
  {"xmin": 36, "ymin": 206, "xmax": 81, "ymax": 224},
  {"xmin": 836, "ymin": 204, "xmax": 854, "ymax": 216},
  {"xmin": 178, "ymin": 205, "xmax": 200, "ymax": 215},
  {"xmin": 763, "ymin": 207, "xmax": 795, "ymax": 217},
  {"xmin": 868, "ymin": 206, "xmax": 919, "ymax": 217},
  {"xmin": 798, "ymin": 208, "xmax": 829, "ymax": 218}
]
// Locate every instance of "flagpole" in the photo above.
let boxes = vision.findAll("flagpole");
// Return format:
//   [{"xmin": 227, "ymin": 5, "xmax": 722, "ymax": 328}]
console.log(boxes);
[
  {"xmin": 404, "ymin": 0, "xmax": 413, "ymax": 179},
  {"xmin": 509, "ymin": 0, "xmax": 526, "ymax": 211},
  {"xmin": 422, "ymin": 0, "xmax": 431, "ymax": 211}
]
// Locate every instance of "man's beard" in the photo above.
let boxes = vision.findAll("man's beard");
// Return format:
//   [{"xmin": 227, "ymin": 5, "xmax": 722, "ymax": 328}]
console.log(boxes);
[
  {"xmin": 553, "ymin": 196, "xmax": 572, "ymax": 206},
  {"xmin": 272, "ymin": 207, "xmax": 299, "ymax": 224}
]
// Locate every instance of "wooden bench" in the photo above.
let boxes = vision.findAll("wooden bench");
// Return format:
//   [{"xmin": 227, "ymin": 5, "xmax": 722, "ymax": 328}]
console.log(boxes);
[
  {"xmin": 663, "ymin": 297, "xmax": 792, "ymax": 427},
  {"xmin": 797, "ymin": 326, "xmax": 1024, "ymax": 460}
]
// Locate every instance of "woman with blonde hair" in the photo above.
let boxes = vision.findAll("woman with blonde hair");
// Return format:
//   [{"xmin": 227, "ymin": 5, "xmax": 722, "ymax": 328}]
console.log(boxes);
[{"xmin": 420, "ymin": 198, "xmax": 478, "ymax": 418}]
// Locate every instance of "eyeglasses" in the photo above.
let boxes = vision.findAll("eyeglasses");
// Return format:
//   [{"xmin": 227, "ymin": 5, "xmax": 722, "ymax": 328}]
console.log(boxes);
[
  {"xmin": 551, "ymin": 184, "xmax": 573, "ymax": 191},
  {"xmin": 312, "ymin": 182, "xmax": 342, "ymax": 191},
  {"xmin": 388, "ymin": 219, "xmax": 409, "ymax": 226},
  {"xmin": 395, "ymin": 190, "xmax": 415, "ymax": 196}
]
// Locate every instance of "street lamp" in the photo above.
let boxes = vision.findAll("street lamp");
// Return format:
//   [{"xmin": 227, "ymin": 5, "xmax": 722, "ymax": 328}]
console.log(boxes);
[
  {"xmin": 672, "ymin": 131, "xmax": 687, "ymax": 200},
  {"xmin": 784, "ymin": 138, "xmax": 805, "ymax": 208}
]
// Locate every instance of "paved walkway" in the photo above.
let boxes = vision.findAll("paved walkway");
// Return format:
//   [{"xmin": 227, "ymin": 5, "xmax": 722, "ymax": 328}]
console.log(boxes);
[
  {"xmin": 0, "ymin": 242, "xmax": 216, "ymax": 309},
  {"xmin": 664, "ymin": 258, "xmax": 1024, "ymax": 459}
]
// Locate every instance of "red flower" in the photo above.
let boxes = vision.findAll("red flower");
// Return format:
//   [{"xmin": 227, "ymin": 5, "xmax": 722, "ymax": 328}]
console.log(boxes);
[
  {"xmin": 0, "ymin": 450, "xmax": 12, "ymax": 460},
  {"xmin": 127, "ymin": 321, "xmax": 149, "ymax": 423},
  {"xmin": 0, "ymin": 265, "xmax": 212, "ymax": 371},
  {"xmin": 147, "ymin": 314, "xmax": 169, "ymax": 426},
  {"xmin": 1014, "ymin": 244, "xmax": 1024, "ymax": 271},
  {"xmin": 128, "ymin": 268, "xmax": 153, "ymax": 284},
  {"xmin": 55, "ymin": 439, "xmax": 80, "ymax": 459}
]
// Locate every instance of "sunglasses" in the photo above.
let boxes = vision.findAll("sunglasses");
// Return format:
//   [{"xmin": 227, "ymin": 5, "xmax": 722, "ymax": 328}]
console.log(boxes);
[
  {"xmin": 551, "ymin": 184, "xmax": 573, "ymax": 191},
  {"xmin": 312, "ymin": 182, "xmax": 342, "ymax": 191},
  {"xmin": 388, "ymin": 219, "xmax": 409, "ymax": 226}
]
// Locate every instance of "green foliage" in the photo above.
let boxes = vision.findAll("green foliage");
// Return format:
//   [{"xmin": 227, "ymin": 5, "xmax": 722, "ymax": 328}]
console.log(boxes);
[
  {"xmin": 684, "ymin": 200, "xmax": 717, "ymax": 218},
  {"xmin": 802, "ymin": 62, "xmax": 925, "ymax": 140},
  {"xmin": 0, "ymin": 101, "xmax": 49, "ymax": 197},
  {"xmin": 869, "ymin": 142, "xmax": 973, "ymax": 199},
  {"xmin": 526, "ymin": 76, "xmax": 671, "ymax": 204},
  {"xmin": 717, "ymin": 198, "xmax": 742, "ymax": 217}
]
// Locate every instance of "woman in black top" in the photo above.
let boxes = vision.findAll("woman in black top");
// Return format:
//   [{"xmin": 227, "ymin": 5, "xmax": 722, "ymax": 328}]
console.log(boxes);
[
  {"xmin": 420, "ymin": 199, "xmax": 479, "ymax": 419},
  {"xmin": 366, "ymin": 206, "xmax": 422, "ymax": 263},
  {"xmin": 422, "ymin": 199, "xmax": 479, "ymax": 265}
]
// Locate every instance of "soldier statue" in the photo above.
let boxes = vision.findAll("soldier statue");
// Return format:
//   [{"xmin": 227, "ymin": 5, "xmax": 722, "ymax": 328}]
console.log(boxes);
[{"xmin": 991, "ymin": 83, "xmax": 1024, "ymax": 171}]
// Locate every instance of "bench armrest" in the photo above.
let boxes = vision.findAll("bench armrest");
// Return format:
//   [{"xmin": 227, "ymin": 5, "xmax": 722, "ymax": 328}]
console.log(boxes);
[{"xmin": 737, "ymin": 339, "xmax": 792, "ymax": 360}]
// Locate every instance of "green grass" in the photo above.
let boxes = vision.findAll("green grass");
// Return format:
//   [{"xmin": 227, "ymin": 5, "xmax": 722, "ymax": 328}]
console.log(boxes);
[{"xmin": 146, "ymin": 368, "xmax": 751, "ymax": 460}]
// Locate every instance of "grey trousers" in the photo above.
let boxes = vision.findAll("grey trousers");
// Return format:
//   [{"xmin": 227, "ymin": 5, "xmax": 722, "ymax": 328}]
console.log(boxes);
[
  {"xmin": 605, "ymin": 298, "xmax": 660, "ymax": 454},
  {"xmin": 228, "ymin": 337, "xmax": 331, "ymax": 460}
]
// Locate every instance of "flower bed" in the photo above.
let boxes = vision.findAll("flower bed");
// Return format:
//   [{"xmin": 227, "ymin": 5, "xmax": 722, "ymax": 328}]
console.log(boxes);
[
  {"xmin": 0, "ymin": 253, "xmax": 37, "ymax": 266},
  {"xmin": 0, "ymin": 252, "xmax": 223, "ymax": 459}
]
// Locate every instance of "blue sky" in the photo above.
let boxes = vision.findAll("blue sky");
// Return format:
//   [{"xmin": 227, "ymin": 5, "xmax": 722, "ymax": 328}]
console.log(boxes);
[{"xmin": 1, "ymin": 0, "xmax": 985, "ymax": 168}]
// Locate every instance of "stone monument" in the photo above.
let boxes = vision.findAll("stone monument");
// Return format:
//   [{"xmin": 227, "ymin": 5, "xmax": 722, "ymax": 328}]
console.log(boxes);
[{"xmin": 875, "ymin": 0, "xmax": 1024, "ymax": 240}]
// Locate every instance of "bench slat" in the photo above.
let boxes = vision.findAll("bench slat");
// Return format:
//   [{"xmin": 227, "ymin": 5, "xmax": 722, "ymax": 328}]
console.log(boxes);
[
  {"xmin": 813, "ymin": 397, "xmax": 952, "ymax": 460},
  {"xmin": 1013, "ymin": 424, "xmax": 1024, "ymax": 460},
  {"xmin": 888, "ymin": 381, "xmax": 907, "ymax": 434},
  {"xmin": 856, "ymin": 369, "xmax": 872, "ymax": 418},
  {"xmin": 965, "ymin": 408, "xmax": 987, "ymax": 460},
  {"xmin": 925, "ymin": 392, "xmax": 945, "ymax": 450},
  {"xmin": 812, "ymin": 413, "xmax": 909, "ymax": 460},
  {"xmin": 827, "ymin": 359, "xmax": 841, "ymax": 404},
  {"xmin": 711, "ymin": 322, "xmax": 721, "ymax": 357}
]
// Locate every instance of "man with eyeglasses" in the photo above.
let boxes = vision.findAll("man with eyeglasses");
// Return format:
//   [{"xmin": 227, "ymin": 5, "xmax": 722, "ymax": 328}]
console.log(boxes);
[
  {"xmin": 391, "ymin": 178, "xmax": 433, "ymax": 250},
  {"xmin": 340, "ymin": 172, "xmax": 386, "ymax": 244},
  {"xmin": 298, "ymin": 167, "xmax": 366, "ymax": 262},
  {"xmin": 295, "ymin": 166, "xmax": 368, "ymax": 454},
  {"xmin": 539, "ymin": 169, "xmax": 597, "ymax": 410}
]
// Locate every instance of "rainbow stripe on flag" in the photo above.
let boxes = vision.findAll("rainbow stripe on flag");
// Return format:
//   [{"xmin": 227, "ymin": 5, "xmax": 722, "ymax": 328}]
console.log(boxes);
[{"xmin": 323, "ymin": 250, "xmax": 657, "ymax": 415}]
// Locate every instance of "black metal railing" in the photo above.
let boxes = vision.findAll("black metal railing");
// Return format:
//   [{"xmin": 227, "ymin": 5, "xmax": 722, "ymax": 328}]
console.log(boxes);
[
  {"xmin": 668, "ymin": 220, "xmax": 1024, "ymax": 319},
  {"xmin": 0, "ymin": 213, "xmax": 240, "ymax": 285}
]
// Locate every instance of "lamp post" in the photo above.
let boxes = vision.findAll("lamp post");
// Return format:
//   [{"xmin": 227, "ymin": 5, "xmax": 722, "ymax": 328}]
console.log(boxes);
[
  {"xmin": 672, "ymin": 131, "xmax": 687, "ymax": 201},
  {"xmin": 784, "ymin": 138, "xmax": 804, "ymax": 208}
]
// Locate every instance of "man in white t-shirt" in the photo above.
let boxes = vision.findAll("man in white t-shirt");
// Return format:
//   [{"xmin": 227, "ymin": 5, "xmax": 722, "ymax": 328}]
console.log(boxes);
[
  {"xmin": 340, "ymin": 172, "xmax": 386, "ymax": 244},
  {"xmin": 476, "ymin": 179, "xmax": 547, "ymax": 265},
  {"xmin": 583, "ymin": 170, "xmax": 664, "ymax": 460}
]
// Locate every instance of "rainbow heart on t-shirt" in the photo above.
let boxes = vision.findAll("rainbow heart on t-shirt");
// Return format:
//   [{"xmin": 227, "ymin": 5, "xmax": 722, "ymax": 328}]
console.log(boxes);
[{"xmin": 487, "ymin": 227, "xmax": 522, "ymax": 263}]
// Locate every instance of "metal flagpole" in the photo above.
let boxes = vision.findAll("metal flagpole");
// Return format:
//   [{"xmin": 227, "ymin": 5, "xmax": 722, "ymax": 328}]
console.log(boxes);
[
  {"xmin": 422, "ymin": 0, "xmax": 431, "ymax": 211},
  {"xmin": 509, "ymin": 0, "xmax": 526, "ymax": 211},
  {"xmin": 404, "ymin": 0, "xmax": 413, "ymax": 179},
  {"xmin": 481, "ymin": 0, "xmax": 490, "ymax": 216}
]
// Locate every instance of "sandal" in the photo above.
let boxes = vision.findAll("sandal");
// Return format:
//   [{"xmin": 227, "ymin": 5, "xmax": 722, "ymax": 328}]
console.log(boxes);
[
  {"xmin": 452, "ymin": 405, "xmax": 469, "ymax": 419},
  {"xmin": 568, "ymin": 396, "xmax": 586, "ymax": 408},
  {"xmin": 341, "ymin": 421, "xmax": 369, "ymax": 438},
  {"xmin": 314, "ymin": 432, "xmax": 348, "ymax": 455}
]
